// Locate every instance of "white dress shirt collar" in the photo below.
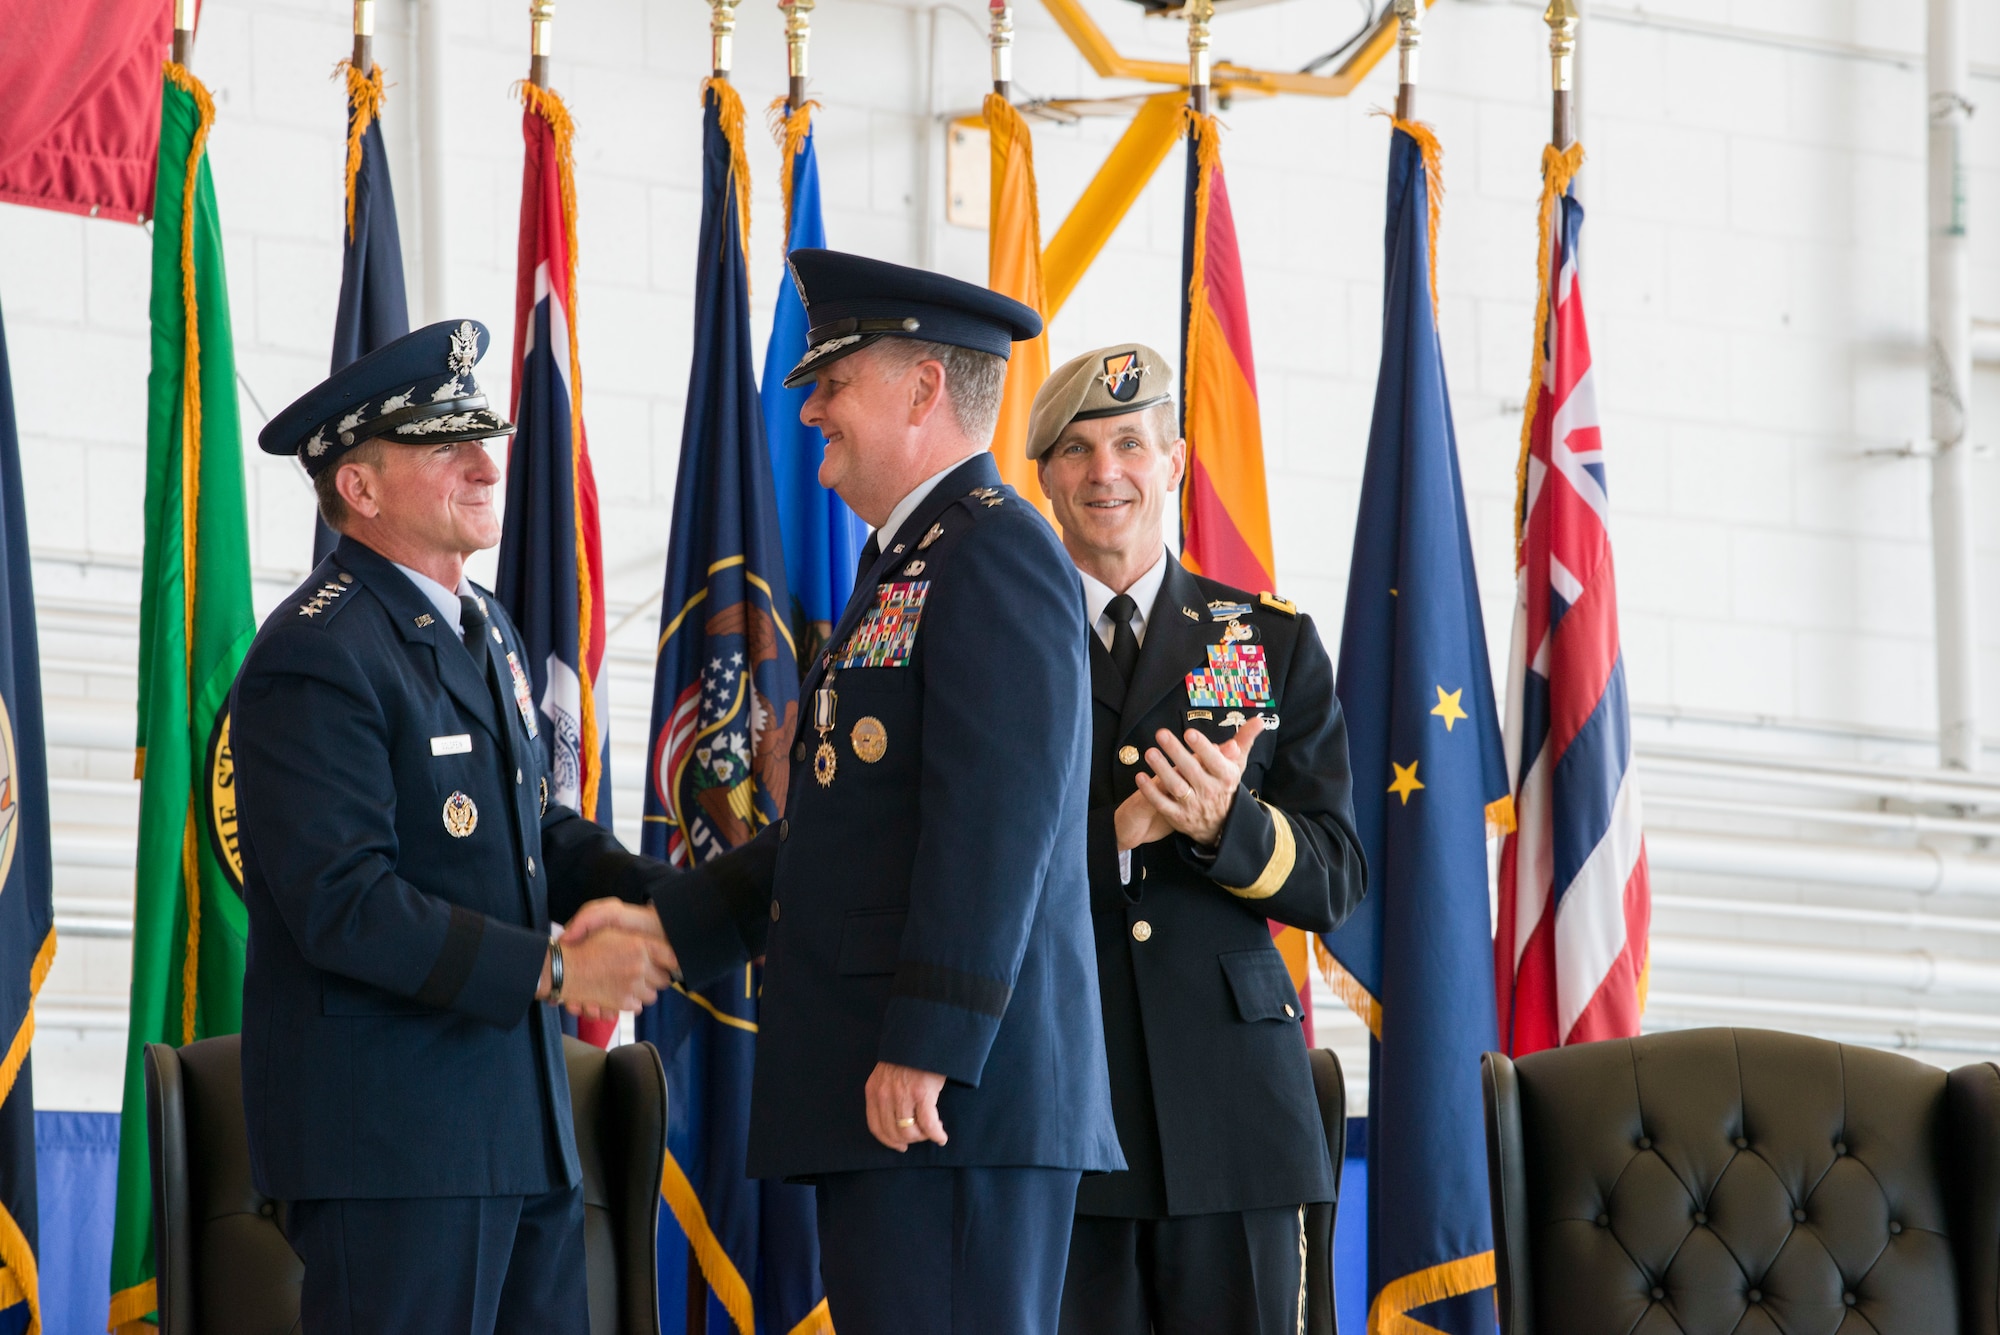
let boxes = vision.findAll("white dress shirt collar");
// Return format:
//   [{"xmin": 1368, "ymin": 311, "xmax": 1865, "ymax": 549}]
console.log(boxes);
[
  {"xmin": 1078, "ymin": 549, "xmax": 1171, "ymax": 652},
  {"xmin": 875, "ymin": 456, "xmax": 978, "ymax": 553},
  {"xmin": 391, "ymin": 561, "xmax": 472, "ymax": 636}
]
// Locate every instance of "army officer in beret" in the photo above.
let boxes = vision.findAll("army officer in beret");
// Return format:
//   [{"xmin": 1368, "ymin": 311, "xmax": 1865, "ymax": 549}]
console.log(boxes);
[
  {"xmin": 644, "ymin": 250, "xmax": 1122, "ymax": 1334},
  {"xmin": 234, "ymin": 319, "xmax": 682, "ymax": 1331},
  {"xmin": 1029, "ymin": 344, "xmax": 1367, "ymax": 1334}
]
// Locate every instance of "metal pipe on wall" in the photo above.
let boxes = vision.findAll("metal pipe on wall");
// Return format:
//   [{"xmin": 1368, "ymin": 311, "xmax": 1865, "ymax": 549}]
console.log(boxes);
[
  {"xmin": 1646, "ymin": 828, "xmax": 2000, "ymax": 898},
  {"xmin": 416, "ymin": 0, "xmax": 450, "ymax": 324},
  {"xmin": 1928, "ymin": 0, "xmax": 1978, "ymax": 770}
]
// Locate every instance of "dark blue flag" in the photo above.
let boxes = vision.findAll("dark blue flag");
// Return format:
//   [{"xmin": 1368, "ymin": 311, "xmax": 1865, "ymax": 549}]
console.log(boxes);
[
  {"xmin": 638, "ymin": 79, "xmax": 825, "ymax": 1335},
  {"xmin": 1320, "ymin": 122, "xmax": 1508, "ymax": 1334},
  {"xmin": 760, "ymin": 104, "xmax": 866, "ymax": 666},
  {"xmin": 315, "ymin": 64, "xmax": 411, "ymax": 564},
  {"xmin": 0, "ymin": 301, "xmax": 55, "ymax": 1335}
]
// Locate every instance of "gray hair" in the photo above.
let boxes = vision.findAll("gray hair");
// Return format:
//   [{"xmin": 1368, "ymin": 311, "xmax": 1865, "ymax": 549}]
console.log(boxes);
[{"xmin": 869, "ymin": 338, "xmax": 1009, "ymax": 444}]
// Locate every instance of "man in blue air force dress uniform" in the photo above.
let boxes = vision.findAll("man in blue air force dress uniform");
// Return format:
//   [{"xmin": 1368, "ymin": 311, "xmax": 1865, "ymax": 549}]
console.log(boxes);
[
  {"xmin": 1028, "ymin": 346, "xmax": 1367, "ymax": 1334},
  {"xmin": 647, "ymin": 251, "xmax": 1124, "ymax": 1334},
  {"xmin": 234, "ymin": 320, "xmax": 684, "ymax": 1333}
]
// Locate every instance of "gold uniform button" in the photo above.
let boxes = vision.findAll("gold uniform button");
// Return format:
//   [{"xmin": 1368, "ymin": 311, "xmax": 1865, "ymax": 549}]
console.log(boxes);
[
  {"xmin": 1132, "ymin": 921, "xmax": 1152, "ymax": 942},
  {"xmin": 1119, "ymin": 745, "xmax": 1140, "ymax": 766}
]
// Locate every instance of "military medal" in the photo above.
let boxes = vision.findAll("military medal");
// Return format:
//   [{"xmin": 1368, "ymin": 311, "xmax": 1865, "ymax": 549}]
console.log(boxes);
[
  {"xmin": 814, "ymin": 671, "xmax": 839, "ymax": 787},
  {"xmin": 442, "ymin": 791, "xmax": 478, "ymax": 837},
  {"xmin": 851, "ymin": 716, "xmax": 887, "ymax": 763},
  {"xmin": 1221, "ymin": 619, "xmax": 1257, "ymax": 644},
  {"xmin": 539, "ymin": 775, "xmax": 549, "ymax": 815},
  {"xmin": 505, "ymin": 651, "xmax": 539, "ymax": 738}
]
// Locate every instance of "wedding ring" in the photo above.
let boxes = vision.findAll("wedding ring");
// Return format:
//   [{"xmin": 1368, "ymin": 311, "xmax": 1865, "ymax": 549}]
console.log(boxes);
[{"xmin": 896, "ymin": 1117, "xmax": 917, "ymax": 1128}]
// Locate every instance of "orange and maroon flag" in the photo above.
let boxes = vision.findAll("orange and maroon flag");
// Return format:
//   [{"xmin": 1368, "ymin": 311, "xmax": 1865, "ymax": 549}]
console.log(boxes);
[{"xmin": 985, "ymin": 92, "xmax": 1052, "ymax": 516}]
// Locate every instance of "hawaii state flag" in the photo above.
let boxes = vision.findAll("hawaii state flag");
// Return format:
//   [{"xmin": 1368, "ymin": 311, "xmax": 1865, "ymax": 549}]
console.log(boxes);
[
  {"xmin": 495, "ymin": 82, "xmax": 611, "ymax": 847},
  {"xmin": 314, "ymin": 57, "xmax": 411, "ymax": 564},
  {"xmin": 1495, "ymin": 143, "xmax": 1649, "ymax": 1056},
  {"xmin": 1320, "ymin": 120, "xmax": 1507, "ymax": 1335},
  {"xmin": 638, "ymin": 78, "xmax": 827, "ymax": 1335},
  {"xmin": 1179, "ymin": 111, "xmax": 1313, "ymax": 1036},
  {"xmin": 761, "ymin": 97, "xmax": 866, "ymax": 665}
]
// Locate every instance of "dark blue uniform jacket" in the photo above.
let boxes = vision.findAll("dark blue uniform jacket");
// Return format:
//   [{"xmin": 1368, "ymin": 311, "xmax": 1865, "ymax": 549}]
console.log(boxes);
[
  {"xmin": 656, "ymin": 453, "xmax": 1125, "ymax": 1182},
  {"xmin": 1076, "ymin": 556, "xmax": 1366, "ymax": 1218},
  {"xmin": 234, "ymin": 537, "xmax": 663, "ymax": 1202}
]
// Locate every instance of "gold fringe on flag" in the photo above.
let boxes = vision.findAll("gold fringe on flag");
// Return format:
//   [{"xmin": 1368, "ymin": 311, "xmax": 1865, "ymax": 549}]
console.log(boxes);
[
  {"xmin": 702, "ymin": 79, "xmax": 752, "ymax": 279},
  {"xmin": 785, "ymin": 1300, "xmax": 835, "ymax": 1335},
  {"xmin": 0, "ymin": 928, "xmax": 54, "ymax": 1335},
  {"xmin": 1513, "ymin": 140, "xmax": 1586, "ymax": 555},
  {"xmin": 336, "ymin": 60, "xmax": 388, "ymax": 243},
  {"xmin": 162, "ymin": 60, "xmax": 215, "ymax": 1049},
  {"xmin": 1366, "ymin": 1250, "xmax": 1496, "ymax": 1335},
  {"xmin": 515, "ymin": 80, "xmax": 605, "ymax": 822},
  {"xmin": 661, "ymin": 1150, "xmax": 756, "ymax": 1335},
  {"xmin": 1313, "ymin": 934, "xmax": 1381, "ymax": 1040},
  {"xmin": 1181, "ymin": 109, "xmax": 1223, "ymax": 407},
  {"xmin": 1375, "ymin": 113, "xmax": 1445, "ymax": 324},
  {"xmin": 766, "ymin": 96, "xmax": 819, "ymax": 243}
]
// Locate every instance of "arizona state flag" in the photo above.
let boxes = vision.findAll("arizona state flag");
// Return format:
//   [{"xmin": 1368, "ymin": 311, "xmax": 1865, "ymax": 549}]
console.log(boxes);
[
  {"xmin": 761, "ymin": 98, "xmax": 867, "ymax": 663},
  {"xmin": 1179, "ymin": 112, "xmax": 1313, "ymax": 1034},
  {"xmin": 495, "ymin": 83, "xmax": 611, "ymax": 840},
  {"xmin": 638, "ymin": 79, "xmax": 827, "ymax": 1335},
  {"xmin": 314, "ymin": 59, "xmax": 411, "ymax": 564},
  {"xmin": 1320, "ymin": 121, "xmax": 1506, "ymax": 1335},
  {"xmin": 109, "ymin": 61, "xmax": 258, "ymax": 1333},
  {"xmin": 984, "ymin": 93, "xmax": 1051, "ymax": 514},
  {"xmin": 0, "ymin": 302, "xmax": 55, "ymax": 1335}
]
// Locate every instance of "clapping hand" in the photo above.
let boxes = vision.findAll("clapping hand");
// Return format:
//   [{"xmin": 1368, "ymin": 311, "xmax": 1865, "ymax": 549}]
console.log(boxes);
[
  {"xmin": 546, "ymin": 898, "xmax": 681, "ymax": 1021},
  {"xmin": 1120, "ymin": 716, "xmax": 1266, "ymax": 850}
]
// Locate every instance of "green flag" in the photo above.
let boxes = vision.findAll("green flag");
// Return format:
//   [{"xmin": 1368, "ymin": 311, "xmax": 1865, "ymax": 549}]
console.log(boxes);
[{"xmin": 108, "ymin": 62, "xmax": 256, "ymax": 1333}]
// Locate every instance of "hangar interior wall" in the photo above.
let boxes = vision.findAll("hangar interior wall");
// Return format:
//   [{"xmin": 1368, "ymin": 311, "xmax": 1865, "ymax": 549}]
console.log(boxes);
[{"xmin": 3, "ymin": 0, "xmax": 1999, "ymax": 1111}]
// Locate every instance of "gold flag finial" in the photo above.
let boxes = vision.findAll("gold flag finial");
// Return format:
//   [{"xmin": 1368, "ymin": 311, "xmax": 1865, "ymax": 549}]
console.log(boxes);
[
  {"xmin": 780, "ymin": 0, "xmax": 816, "ymax": 107},
  {"xmin": 529, "ymin": 0, "xmax": 556, "ymax": 86},
  {"xmin": 1393, "ymin": 0, "xmax": 1422, "ymax": 118},
  {"xmin": 989, "ymin": 0, "xmax": 1015, "ymax": 96},
  {"xmin": 353, "ymin": 0, "xmax": 376, "ymax": 73},
  {"xmin": 1185, "ymin": 0, "xmax": 1216, "ymax": 114},
  {"xmin": 1545, "ymin": 0, "xmax": 1578, "ymax": 146},
  {"xmin": 173, "ymin": 0, "xmax": 196, "ymax": 64},
  {"xmin": 710, "ymin": 0, "xmax": 739, "ymax": 77}
]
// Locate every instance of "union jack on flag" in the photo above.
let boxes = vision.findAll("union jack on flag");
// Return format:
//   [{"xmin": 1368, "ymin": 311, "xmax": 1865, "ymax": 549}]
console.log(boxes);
[{"xmin": 1495, "ymin": 165, "xmax": 1651, "ymax": 1057}]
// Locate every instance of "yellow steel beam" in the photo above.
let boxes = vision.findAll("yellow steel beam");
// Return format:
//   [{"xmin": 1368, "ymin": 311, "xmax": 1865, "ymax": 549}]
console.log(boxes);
[{"xmin": 1033, "ymin": 0, "xmax": 1430, "ymax": 319}]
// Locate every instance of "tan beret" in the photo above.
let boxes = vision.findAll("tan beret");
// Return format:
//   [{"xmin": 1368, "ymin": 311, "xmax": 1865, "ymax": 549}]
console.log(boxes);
[{"xmin": 1024, "ymin": 344, "xmax": 1174, "ymax": 459}]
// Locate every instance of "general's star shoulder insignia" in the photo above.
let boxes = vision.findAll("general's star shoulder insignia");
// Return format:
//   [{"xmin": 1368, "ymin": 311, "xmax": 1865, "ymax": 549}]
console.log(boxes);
[{"xmin": 1258, "ymin": 592, "xmax": 1297, "ymax": 617}]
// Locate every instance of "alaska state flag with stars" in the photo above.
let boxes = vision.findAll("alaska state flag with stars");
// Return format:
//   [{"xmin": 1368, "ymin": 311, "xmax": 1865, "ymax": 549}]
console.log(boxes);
[{"xmin": 1321, "ymin": 121, "xmax": 1509, "ymax": 1335}]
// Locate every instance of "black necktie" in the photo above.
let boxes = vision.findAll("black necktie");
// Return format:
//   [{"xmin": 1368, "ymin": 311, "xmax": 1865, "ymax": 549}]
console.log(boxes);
[
  {"xmin": 856, "ymin": 535, "xmax": 881, "ymax": 585},
  {"xmin": 460, "ymin": 594, "xmax": 492, "ymax": 678},
  {"xmin": 1105, "ymin": 593, "xmax": 1141, "ymax": 683}
]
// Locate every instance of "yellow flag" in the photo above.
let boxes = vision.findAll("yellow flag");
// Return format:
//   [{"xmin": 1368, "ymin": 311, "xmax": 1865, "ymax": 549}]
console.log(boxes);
[{"xmin": 984, "ymin": 94, "xmax": 1052, "ymax": 519}]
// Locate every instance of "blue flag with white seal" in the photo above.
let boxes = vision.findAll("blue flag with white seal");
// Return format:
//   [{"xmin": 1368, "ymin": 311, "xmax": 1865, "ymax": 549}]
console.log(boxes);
[
  {"xmin": 637, "ymin": 78, "xmax": 827, "ymax": 1335},
  {"xmin": 0, "ymin": 299, "xmax": 56, "ymax": 1335},
  {"xmin": 1319, "ymin": 120, "xmax": 1509, "ymax": 1335},
  {"xmin": 761, "ymin": 101, "xmax": 866, "ymax": 666},
  {"xmin": 315, "ymin": 61, "xmax": 411, "ymax": 565}
]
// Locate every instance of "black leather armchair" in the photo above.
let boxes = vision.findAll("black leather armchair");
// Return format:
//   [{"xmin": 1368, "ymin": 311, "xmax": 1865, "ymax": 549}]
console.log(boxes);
[
  {"xmin": 1482, "ymin": 1026, "xmax": 2000, "ymax": 1335},
  {"xmin": 1306, "ymin": 1046, "xmax": 1350, "ymax": 1335},
  {"xmin": 144, "ymin": 1033, "xmax": 668, "ymax": 1335}
]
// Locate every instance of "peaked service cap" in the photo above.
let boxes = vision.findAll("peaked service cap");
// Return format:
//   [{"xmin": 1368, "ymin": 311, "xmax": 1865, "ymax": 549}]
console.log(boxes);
[
  {"xmin": 259, "ymin": 318, "xmax": 516, "ymax": 475},
  {"xmin": 781, "ymin": 248, "xmax": 1044, "ymax": 389},
  {"xmin": 1024, "ymin": 343, "xmax": 1174, "ymax": 459}
]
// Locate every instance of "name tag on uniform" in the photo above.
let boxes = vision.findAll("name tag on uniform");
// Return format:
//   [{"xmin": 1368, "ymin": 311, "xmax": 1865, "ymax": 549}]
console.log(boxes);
[{"xmin": 431, "ymin": 733, "xmax": 473, "ymax": 756}]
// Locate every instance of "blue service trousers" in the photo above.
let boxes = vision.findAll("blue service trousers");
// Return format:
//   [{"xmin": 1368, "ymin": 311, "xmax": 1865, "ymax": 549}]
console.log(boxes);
[
  {"xmin": 283, "ymin": 1182, "xmax": 589, "ymax": 1334},
  {"xmin": 815, "ymin": 1165, "xmax": 1083, "ymax": 1335}
]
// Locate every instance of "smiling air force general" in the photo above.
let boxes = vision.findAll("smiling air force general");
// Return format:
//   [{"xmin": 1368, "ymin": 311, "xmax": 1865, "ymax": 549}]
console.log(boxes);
[{"xmin": 1030, "ymin": 345, "xmax": 1368, "ymax": 1335}]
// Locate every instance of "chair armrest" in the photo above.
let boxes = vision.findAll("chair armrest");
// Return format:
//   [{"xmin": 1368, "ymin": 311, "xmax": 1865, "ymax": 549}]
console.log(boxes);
[
  {"xmin": 144, "ymin": 1042, "xmax": 194, "ymax": 1335},
  {"xmin": 1483, "ymin": 1052, "xmax": 1532, "ymax": 1335},
  {"xmin": 1948, "ymin": 1061, "xmax": 2000, "ymax": 1335}
]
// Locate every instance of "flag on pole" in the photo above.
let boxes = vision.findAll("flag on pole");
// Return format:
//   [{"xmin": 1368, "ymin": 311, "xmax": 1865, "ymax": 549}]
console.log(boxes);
[
  {"xmin": 638, "ymin": 79, "xmax": 827, "ymax": 1335},
  {"xmin": 496, "ymin": 82, "xmax": 610, "ymax": 840},
  {"xmin": 314, "ymin": 59, "xmax": 412, "ymax": 564},
  {"xmin": 1495, "ymin": 145, "xmax": 1649, "ymax": 1057},
  {"xmin": 109, "ymin": 61, "xmax": 258, "ymax": 1333},
  {"xmin": 0, "ymin": 301, "xmax": 56, "ymax": 1335},
  {"xmin": 1319, "ymin": 120, "xmax": 1507, "ymax": 1335},
  {"xmin": 984, "ymin": 90, "xmax": 1051, "ymax": 516},
  {"xmin": 1179, "ymin": 112, "xmax": 1313, "ymax": 1036},
  {"xmin": 761, "ymin": 98, "xmax": 866, "ymax": 664}
]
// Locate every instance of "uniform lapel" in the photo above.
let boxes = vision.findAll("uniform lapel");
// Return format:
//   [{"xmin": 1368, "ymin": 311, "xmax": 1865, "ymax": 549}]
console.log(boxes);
[
  {"xmin": 1117, "ymin": 557, "xmax": 1212, "ymax": 743},
  {"xmin": 801, "ymin": 453, "xmax": 1001, "ymax": 699},
  {"xmin": 336, "ymin": 538, "xmax": 505, "ymax": 744},
  {"xmin": 1088, "ymin": 635, "xmax": 1125, "ymax": 713}
]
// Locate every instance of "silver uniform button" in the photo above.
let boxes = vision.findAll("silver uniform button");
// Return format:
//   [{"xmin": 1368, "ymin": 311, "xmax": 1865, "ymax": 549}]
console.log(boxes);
[
  {"xmin": 771, "ymin": 901, "xmax": 781, "ymax": 922},
  {"xmin": 1132, "ymin": 921, "xmax": 1152, "ymax": 942},
  {"xmin": 1284, "ymin": 1003, "xmax": 1296, "ymax": 1018},
  {"xmin": 526, "ymin": 856, "xmax": 536, "ymax": 876},
  {"xmin": 516, "ymin": 768, "xmax": 523, "ymax": 784}
]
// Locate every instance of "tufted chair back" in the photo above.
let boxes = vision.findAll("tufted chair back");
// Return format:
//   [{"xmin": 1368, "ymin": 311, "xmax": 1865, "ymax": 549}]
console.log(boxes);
[{"xmin": 1482, "ymin": 1028, "xmax": 2000, "ymax": 1335}]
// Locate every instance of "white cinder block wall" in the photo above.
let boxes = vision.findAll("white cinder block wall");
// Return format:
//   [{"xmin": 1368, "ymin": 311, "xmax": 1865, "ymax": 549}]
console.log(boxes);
[{"xmin": 3, "ymin": 0, "xmax": 1998, "ymax": 1109}]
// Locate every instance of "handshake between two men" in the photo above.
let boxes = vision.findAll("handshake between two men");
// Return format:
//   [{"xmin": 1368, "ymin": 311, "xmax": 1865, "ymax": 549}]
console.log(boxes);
[{"xmin": 549, "ymin": 713, "xmax": 1267, "ymax": 1153}]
